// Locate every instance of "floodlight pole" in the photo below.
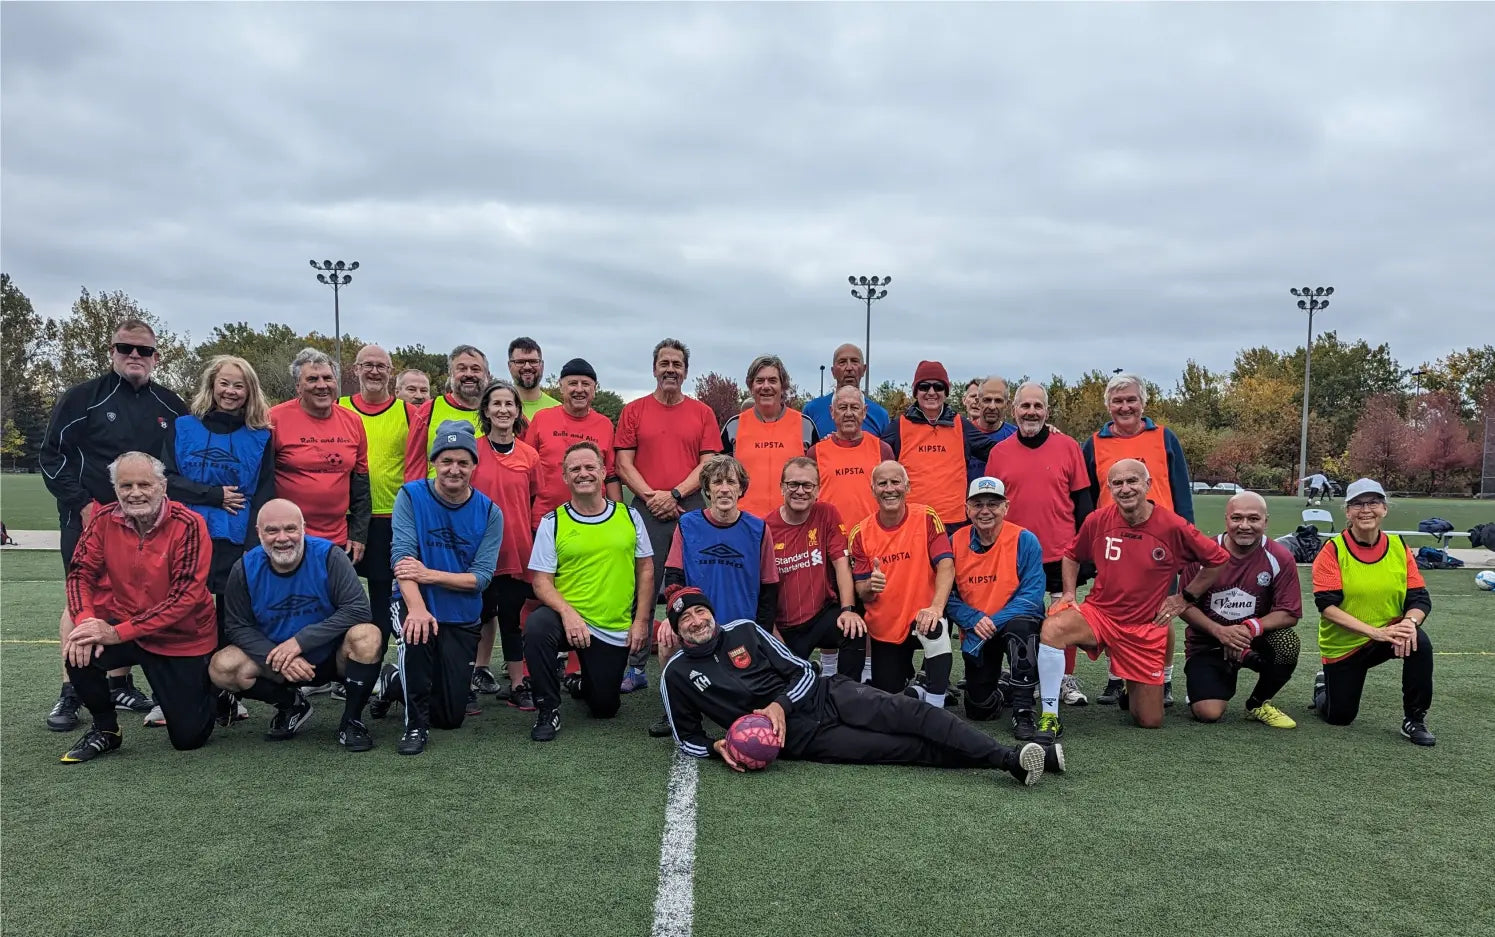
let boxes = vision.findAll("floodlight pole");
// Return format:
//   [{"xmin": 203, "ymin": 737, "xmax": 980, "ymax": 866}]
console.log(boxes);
[
  {"xmin": 310, "ymin": 259, "xmax": 359, "ymax": 385},
  {"xmin": 1291, "ymin": 286, "xmax": 1333, "ymax": 498},
  {"xmin": 848, "ymin": 275, "xmax": 892, "ymax": 394}
]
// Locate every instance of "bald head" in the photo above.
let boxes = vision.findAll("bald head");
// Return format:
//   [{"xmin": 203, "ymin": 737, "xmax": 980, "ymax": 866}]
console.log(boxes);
[
  {"xmin": 872, "ymin": 460, "xmax": 908, "ymax": 485},
  {"xmin": 353, "ymin": 344, "xmax": 392, "ymax": 396},
  {"xmin": 257, "ymin": 499, "xmax": 307, "ymax": 570},
  {"xmin": 871, "ymin": 459, "xmax": 910, "ymax": 512},
  {"xmin": 830, "ymin": 343, "xmax": 867, "ymax": 389},
  {"xmin": 1108, "ymin": 458, "xmax": 1150, "ymax": 484},
  {"xmin": 1224, "ymin": 489, "xmax": 1270, "ymax": 550},
  {"xmin": 1226, "ymin": 490, "xmax": 1267, "ymax": 515}
]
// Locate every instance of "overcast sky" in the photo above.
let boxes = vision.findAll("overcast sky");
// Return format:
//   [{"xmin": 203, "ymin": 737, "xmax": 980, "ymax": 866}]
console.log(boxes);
[{"xmin": 3, "ymin": 2, "xmax": 1491, "ymax": 399}]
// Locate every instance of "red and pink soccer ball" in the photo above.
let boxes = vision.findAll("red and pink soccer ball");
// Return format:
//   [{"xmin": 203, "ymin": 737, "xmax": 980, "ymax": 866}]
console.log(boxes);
[{"xmin": 726, "ymin": 714, "xmax": 781, "ymax": 770}]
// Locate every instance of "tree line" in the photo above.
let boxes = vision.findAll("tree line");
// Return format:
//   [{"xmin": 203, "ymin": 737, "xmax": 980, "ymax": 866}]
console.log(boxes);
[{"xmin": 4, "ymin": 275, "xmax": 1491, "ymax": 493}]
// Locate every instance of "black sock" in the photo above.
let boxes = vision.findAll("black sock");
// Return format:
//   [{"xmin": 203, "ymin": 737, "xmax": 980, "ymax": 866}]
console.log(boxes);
[
  {"xmin": 341, "ymin": 660, "xmax": 379, "ymax": 725},
  {"xmin": 1246, "ymin": 695, "xmax": 1263, "ymax": 710},
  {"xmin": 244, "ymin": 678, "xmax": 299, "ymax": 708},
  {"xmin": 95, "ymin": 711, "xmax": 120, "ymax": 733},
  {"xmin": 107, "ymin": 674, "xmax": 129, "ymax": 691},
  {"xmin": 60, "ymin": 681, "xmax": 75, "ymax": 696}
]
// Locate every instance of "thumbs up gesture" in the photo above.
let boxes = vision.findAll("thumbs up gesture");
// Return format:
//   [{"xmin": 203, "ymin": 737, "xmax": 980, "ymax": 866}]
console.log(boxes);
[{"xmin": 867, "ymin": 556, "xmax": 887, "ymax": 595}]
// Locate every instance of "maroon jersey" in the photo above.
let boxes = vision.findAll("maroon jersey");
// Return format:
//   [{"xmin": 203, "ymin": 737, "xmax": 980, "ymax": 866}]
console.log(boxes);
[
  {"xmin": 1067, "ymin": 502, "xmax": 1228, "ymax": 625},
  {"xmin": 765, "ymin": 502, "xmax": 849, "ymax": 626},
  {"xmin": 1181, "ymin": 535, "xmax": 1302, "ymax": 656}
]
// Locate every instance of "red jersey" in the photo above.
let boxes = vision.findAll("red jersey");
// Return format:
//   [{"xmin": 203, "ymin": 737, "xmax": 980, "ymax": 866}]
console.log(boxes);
[
  {"xmin": 66, "ymin": 500, "xmax": 216, "ymax": 656},
  {"xmin": 1181, "ymin": 535, "xmax": 1302, "ymax": 656},
  {"xmin": 524, "ymin": 406, "xmax": 617, "ymax": 528},
  {"xmin": 471, "ymin": 436, "xmax": 542, "ymax": 579},
  {"xmin": 985, "ymin": 430, "xmax": 1088, "ymax": 561},
  {"xmin": 765, "ymin": 502, "xmax": 849, "ymax": 626},
  {"xmin": 615, "ymin": 393, "xmax": 721, "ymax": 490},
  {"xmin": 270, "ymin": 400, "xmax": 369, "ymax": 544},
  {"xmin": 1066, "ymin": 502, "xmax": 1228, "ymax": 626}
]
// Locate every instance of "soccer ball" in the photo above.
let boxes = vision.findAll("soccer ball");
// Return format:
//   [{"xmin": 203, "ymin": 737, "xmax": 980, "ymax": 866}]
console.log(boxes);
[
  {"xmin": 725, "ymin": 714, "xmax": 781, "ymax": 770},
  {"xmin": 1475, "ymin": 570, "xmax": 1495, "ymax": 592}
]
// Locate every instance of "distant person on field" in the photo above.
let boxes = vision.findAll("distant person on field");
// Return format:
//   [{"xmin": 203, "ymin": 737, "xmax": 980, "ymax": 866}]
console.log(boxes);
[
  {"xmin": 1302, "ymin": 473, "xmax": 1329, "ymax": 506},
  {"xmin": 42, "ymin": 320, "xmax": 187, "ymax": 730},
  {"xmin": 1309, "ymin": 479, "xmax": 1436, "ymax": 746},
  {"xmin": 1180, "ymin": 493, "xmax": 1302, "ymax": 729},
  {"xmin": 57, "ymin": 452, "xmax": 220, "ymax": 762},
  {"xmin": 211, "ymin": 499, "xmax": 383, "ymax": 750}
]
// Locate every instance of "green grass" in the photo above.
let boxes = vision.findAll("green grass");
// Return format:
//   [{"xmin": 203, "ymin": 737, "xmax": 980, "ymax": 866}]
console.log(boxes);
[
  {"xmin": 3, "ymin": 546, "xmax": 1493, "ymax": 936},
  {"xmin": 1, "ymin": 474, "xmax": 59, "ymax": 530}
]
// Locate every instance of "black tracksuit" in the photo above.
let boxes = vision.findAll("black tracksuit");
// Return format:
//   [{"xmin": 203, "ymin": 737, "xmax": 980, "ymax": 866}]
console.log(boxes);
[
  {"xmin": 40, "ymin": 371, "xmax": 186, "ymax": 564},
  {"xmin": 661, "ymin": 619, "xmax": 1023, "ymax": 770}
]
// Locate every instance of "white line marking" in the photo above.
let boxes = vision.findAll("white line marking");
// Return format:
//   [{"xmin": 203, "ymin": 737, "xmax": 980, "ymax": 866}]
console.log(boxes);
[{"xmin": 651, "ymin": 752, "xmax": 700, "ymax": 937}]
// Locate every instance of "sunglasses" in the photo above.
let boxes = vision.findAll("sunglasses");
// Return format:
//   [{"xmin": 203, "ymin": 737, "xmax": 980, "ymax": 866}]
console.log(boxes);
[
  {"xmin": 915, "ymin": 382, "xmax": 947, "ymax": 393},
  {"xmin": 113, "ymin": 342, "xmax": 157, "ymax": 358}
]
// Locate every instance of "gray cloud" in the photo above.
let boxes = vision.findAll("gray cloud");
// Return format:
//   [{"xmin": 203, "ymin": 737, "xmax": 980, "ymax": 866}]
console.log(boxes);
[{"xmin": 3, "ymin": 2, "xmax": 1491, "ymax": 400}]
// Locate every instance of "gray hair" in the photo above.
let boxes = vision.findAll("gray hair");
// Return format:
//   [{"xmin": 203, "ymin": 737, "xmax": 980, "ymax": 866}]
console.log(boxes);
[
  {"xmin": 290, "ymin": 347, "xmax": 336, "ymax": 384},
  {"xmin": 1104, "ymin": 372, "xmax": 1148, "ymax": 407},
  {"xmin": 1014, "ymin": 381, "xmax": 1049, "ymax": 406},
  {"xmin": 449, "ymin": 344, "xmax": 489, "ymax": 367},
  {"xmin": 653, "ymin": 338, "xmax": 690, "ymax": 368},
  {"xmin": 108, "ymin": 451, "xmax": 166, "ymax": 484}
]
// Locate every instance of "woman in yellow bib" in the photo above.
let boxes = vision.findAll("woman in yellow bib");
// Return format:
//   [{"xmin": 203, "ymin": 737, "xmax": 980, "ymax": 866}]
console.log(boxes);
[{"xmin": 1309, "ymin": 479, "xmax": 1435, "ymax": 746}]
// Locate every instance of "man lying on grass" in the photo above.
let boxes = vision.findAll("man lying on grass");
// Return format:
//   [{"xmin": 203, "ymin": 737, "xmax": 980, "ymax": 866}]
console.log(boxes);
[{"xmin": 658, "ymin": 586, "xmax": 1060, "ymax": 786}]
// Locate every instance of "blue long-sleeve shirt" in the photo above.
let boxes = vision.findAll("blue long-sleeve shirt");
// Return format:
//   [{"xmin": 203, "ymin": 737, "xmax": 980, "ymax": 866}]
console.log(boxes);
[
  {"xmin": 391, "ymin": 483, "xmax": 504, "ymax": 596},
  {"xmin": 946, "ymin": 525, "xmax": 1046, "ymax": 655}
]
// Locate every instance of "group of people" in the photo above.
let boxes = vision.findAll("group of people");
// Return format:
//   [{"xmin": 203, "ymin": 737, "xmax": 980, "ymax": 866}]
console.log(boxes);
[{"xmin": 37, "ymin": 322, "xmax": 1439, "ymax": 778}]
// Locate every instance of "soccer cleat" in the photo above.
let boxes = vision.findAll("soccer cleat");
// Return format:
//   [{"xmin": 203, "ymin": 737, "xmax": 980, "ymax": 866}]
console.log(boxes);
[
  {"xmin": 507, "ymin": 680, "xmax": 536, "ymax": 712},
  {"xmin": 1097, "ymin": 678, "xmax": 1125, "ymax": 705},
  {"xmin": 1011, "ymin": 709, "xmax": 1037, "ymax": 742},
  {"xmin": 1401, "ymin": 719, "xmax": 1436, "ymax": 747},
  {"xmin": 1310, "ymin": 671, "xmax": 1326, "ymax": 713},
  {"xmin": 619, "ymin": 667, "xmax": 649, "ymax": 694},
  {"xmin": 472, "ymin": 666, "xmax": 502, "ymax": 696},
  {"xmin": 61, "ymin": 727, "xmax": 122, "ymax": 763},
  {"xmin": 1035, "ymin": 711, "xmax": 1063, "ymax": 743},
  {"xmin": 338, "ymin": 719, "xmax": 374, "ymax": 752},
  {"xmin": 142, "ymin": 704, "xmax": 166, "ymax": 728},
  {"xmin": 1041, "ymin": 740, "xmax": 1066, "ymax": 775},
  {"xmin": 531, "ymin": 708, "xmax": 561, "ymax": 742},
  {"xmin": 112, "ymin": 682, "xmax": 153, "ymax": 714},
  {"xmin": 902, "ymin": 683, "xmax": 927, "ymax": 703},
  {"xmin": 265, "ymin": 694, "xmax": 313, "ymax": 741},
  {"xmin": 47, "ymin": 688, "xmax": 83, "ymax": 732},
  {"xmin": 1163, "ymin": 681, "xmax": 1175, "ymax": 708},
  {"xmin": 1007, "ymin": 741, "xmax": 1046, "ymax": 786},
  {"xmin": 301, "ymin": 682, "xmax": 335, "ymax": 697},
  {"xmin": 1246, "ymin": 701, "xmax": 1297, "ymax": 729},
  {"xmin": 330, "ymin": 682, "xmax": 347, "ymax": 702},
  {"xmin": 563, "ymin": 673, "xmax": 585, "ymax": 699},
  {"xmin": 1060, "ymin": 674, "xmax": 1089, "ymax": 706},
  {"xmin": 648, "ymin": 715, "xmax": 673, "ymax": 738},
  {"xmin": 215, "ymin": 692, "xmax": 239, "ymax": 727},
  {"xmin": 397, "ymin": 726, "xmax": 429, "ymax": 755},
  {"xmin": 369, "ymin": 664, "xmax": 401, "ymax": 719},
  {"xmin": 465, "ymin": 690, "xmax": 482, "ymax": 717}
]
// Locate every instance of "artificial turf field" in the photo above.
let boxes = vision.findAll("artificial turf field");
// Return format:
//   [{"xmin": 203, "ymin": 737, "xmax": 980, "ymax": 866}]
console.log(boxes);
[{"xmin": 2, "ymin": 475, "xmax": 1494, "ymax": 936}]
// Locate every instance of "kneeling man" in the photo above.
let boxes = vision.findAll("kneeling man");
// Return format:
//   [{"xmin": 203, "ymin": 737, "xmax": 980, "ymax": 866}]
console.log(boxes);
[
  {"xmin": 212, "ymin": 499, "xmax": 383, "ymax": 750},
  {"xmin": 660, "ymin": 587, "xmax": 1058, "ymax": 786}
]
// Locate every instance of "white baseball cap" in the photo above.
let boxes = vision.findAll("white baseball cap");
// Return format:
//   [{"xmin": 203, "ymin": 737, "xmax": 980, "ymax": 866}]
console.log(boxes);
[
  {"xmin": 966, "ymin": 476, "xmax": 1006, "ymax": 500},
  {"xmin": 1344, "ymin": 478, "xmax": 1387, "ymax": 505}
]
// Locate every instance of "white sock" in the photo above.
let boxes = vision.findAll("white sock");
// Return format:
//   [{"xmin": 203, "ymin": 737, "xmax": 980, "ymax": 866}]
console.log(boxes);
[
  {"xmin": 925, "ymin": 692, "xmax": 946, "ymax": 709},
  {"xmin": 1039, "ymin": 643, "xmax": 1066, "ymax": 716},
  {"xmin": 1164, "ymin": 664, "xmax": 1174, "ymax": 682},
  {"xmin": 861, "ymin": 659, "xmax": 872, "ymax": 683},
  {"xmin": 819, "ymin": 650, "xmax": 838, "ymax": 678},
  {"xmin": 1108, "ymin": 665, "xmax": 1121, "ymax": 681}
]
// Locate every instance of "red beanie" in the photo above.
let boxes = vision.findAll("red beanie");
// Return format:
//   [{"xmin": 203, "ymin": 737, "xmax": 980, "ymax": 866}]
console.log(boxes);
[{"xmin": 913, "ymin": 360, "xmax": 950, "ymax": 389}]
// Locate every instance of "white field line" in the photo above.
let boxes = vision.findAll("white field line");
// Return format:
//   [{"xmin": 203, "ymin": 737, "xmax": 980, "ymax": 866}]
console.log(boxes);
[{"xmin": 651, "ymin": 752, "xmax": 700, "ymax": 937}]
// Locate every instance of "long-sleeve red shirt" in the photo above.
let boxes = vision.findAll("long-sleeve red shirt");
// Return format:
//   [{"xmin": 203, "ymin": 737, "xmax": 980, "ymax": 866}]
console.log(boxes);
[{"xmin": 66, "ymin": 499, "xmax": 217, "ymax": 656}]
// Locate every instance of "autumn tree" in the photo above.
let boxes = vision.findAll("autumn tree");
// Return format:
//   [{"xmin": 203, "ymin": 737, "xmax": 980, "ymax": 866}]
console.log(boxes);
[
  {"xmin": 694, "ymin": 372, "xmax": 746, "ymax": 427},
  {"xmin": 1205, "ymin": 431, "xmax": 1262, "ymax": 484},
  {"xmin": 1409, "ymin": 392, "xmax": 1479, "ymax": 493},
  {"xmin": 51, "ymin": 287, "xmax": 197, "ymax": 395},
  {"xmin": 0, "ymin": 275, "xmax": 57, "ymax": 467},
  {"xmin": 391, "ymin": 344, "xmax": 450, "ymax": 394},
  {"xmin": 194, "ymin": 321, "xmax": 310, "ymax": 403},
  {"xmin": 1416, "ymin": 345, "xmax": 1495, "ymax": 418},
  {"xmin": 1346, "ymin": 394, "xmax": 1413, "ymax": 486},
  {"xmin": 870, "ymin": 380, "xmax": 911, "ymax": 416}
]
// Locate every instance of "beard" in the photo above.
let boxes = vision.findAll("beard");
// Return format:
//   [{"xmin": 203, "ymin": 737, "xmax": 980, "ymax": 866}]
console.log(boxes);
[{"xmin": 514, "ymin": 372, "xmax": 540, "ymax": 390}]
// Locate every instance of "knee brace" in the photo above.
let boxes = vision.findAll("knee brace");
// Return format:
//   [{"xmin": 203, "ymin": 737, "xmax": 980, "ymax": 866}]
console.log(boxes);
[
  {"xmin": 913, "ymin": 618, "xmax": 953, "ymax": 658},
  {"xmin": 1262, "ymin": 628, "xmax": 1301, "ymax": 668},
  {"xmin": 1004, "ymin": 625, "xmax": 1039, "ymax": 688}
]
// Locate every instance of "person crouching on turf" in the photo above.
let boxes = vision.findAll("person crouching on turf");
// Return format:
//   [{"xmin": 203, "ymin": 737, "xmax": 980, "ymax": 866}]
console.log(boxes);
[
  {"xmin": 380, "ymin": 420, "xmax": 504, "ymax": 755},
  {"xmin": 210, "ymin": 499, "xmax": 384, "ymax": 750},
  {"xmin": 659, "ymin": 587, "xmax": 1059, "ymax": 785},
  {"xmin": 945, "ymin": 477, "xmax": 1046, "ymax": 740},
  {"xmin": 58, "ymin": 452, "xmax": 220, "ymax": 763},
  {"xmin": 1181, "ymin": 492, "xmax": 1302, "ymax": 729},
  {"xmin": 1035, "ymin": 459, "xmax": 1229, "ymax": 742}
]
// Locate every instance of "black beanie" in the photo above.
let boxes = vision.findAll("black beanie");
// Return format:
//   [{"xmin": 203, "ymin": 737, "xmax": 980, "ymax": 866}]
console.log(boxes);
[{"xmin": 560, "ymin": 358, "xmax": 597, "ymax": 382}]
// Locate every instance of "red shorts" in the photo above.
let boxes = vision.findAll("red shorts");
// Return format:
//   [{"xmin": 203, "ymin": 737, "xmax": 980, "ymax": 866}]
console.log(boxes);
[{"xmin": 1076, "ymin": 602, "xmax": 1167, "ymax": 685}]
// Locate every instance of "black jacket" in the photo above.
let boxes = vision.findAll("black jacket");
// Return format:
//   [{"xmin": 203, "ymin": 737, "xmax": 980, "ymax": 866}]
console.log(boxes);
[
  {"xmin": 40, "ymin": 371, "xmax": 187, "ymax": 526},
  {"xmin": 661, "ymin": 619, "xmax": 823, "ymax": 759}
]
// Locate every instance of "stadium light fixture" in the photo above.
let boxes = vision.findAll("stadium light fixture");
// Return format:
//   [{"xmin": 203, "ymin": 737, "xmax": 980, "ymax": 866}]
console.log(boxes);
[
  {"xmin": 311, "ymin": 259, "xmax": 359, "ymax": 386},
  {"xmin": 849, "ymin": 274, "xmax": 892, "ymax": 393},
  {"xmin": 1290, "ymin": 286, "xmax": 1333, "ymax": 498}
]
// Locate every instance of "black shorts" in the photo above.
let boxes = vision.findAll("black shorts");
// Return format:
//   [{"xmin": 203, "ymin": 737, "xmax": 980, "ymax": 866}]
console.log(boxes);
[
  {"xmin": 355, "ymin": 515, "xmax": 394, "ymax": 582},
  {"xmin": 289, "ymin": 654, "xmax": 343, "ymax": 688},
  {"xmin": 1183, "ymin": 650, "xmax": 1250, "ymax": 703},
  {"xmin": 1042, "ymin": 559, "xmax": 1095, "ymax": 594}
]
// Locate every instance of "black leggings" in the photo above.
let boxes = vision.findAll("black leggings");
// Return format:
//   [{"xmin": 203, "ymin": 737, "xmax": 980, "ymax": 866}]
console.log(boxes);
[
  {"xmin": 1318, "ymin": 630, "xmax": 1433, "ymax": 725},
  {"xmin": 67, "ymin": 641, "xmax": 215, "ymax": 751},
  {"xmin": 481, "ymin": 575, "xmax": 533, "ymax": 664},
  {"xmin": 1185, "ymin": 629, "xmax": 1300, "ymax": 707},
  {"xmin": 855, "ymin": 635, "xmax": 951, "ymax": 696},
  {"xmin": 778, "ymin": 604, "xmax": 849, "ymax": 660},
  {"xmin": 964, "ymin": 615, "xmax": 1042, "ymax": 718},
  {"xmin": 399, "ymin": 623, "xmax": 481, "ymax": 731},
  {"xmin": 522, "ymin": 607, "xmax": 629, "ymax": 717}
]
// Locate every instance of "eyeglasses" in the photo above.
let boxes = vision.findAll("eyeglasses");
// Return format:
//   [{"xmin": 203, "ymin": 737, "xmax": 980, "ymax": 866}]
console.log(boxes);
[
  {"xmin": 509, "ymin": 358, "xmax": 543, "ymax": 367},
  {"xmin": 781, "ymin": 481, "xmax": 817, "ymax": 491},
  {"xmin": 915, "ymin": 382, "xmax": 947, "ymax": 393},
  {"xmin": 355, "ymin": 362, "xmax": 390, "ymax": 371},
  {"xmin": 1347, "ymin": 499, "xmax": 1385, "ymax": 510},
  {"xmin": 113, "ymin": 342, "xmax": 157, "ymax": 358}
]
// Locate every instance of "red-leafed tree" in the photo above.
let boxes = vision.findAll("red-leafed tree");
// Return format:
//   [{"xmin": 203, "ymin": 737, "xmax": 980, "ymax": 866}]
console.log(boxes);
[
  {"xmin": 694, "ymin": 372, "xmax": 745, "ymax": 427},
  {"xmin": 1409, "ymin": 392, "xmax": 1479, "ymax": 492},
  {"xmin": 1205, "ymin": 431, "xmax": 1261, "ymax": 483},
  {"xmin": 1346, "ymin": 394, "xmax": 1413, "ymax": 485}
]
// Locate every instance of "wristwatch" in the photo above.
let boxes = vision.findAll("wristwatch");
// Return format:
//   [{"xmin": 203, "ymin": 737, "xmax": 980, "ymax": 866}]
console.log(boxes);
[
  {"xmin": 670, "ymin": 488, "xmax": 684, "ymax": 503},
  {"xmin": 1181, "ymin": 588, "xmax": 1203, "ymax": 606}
]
